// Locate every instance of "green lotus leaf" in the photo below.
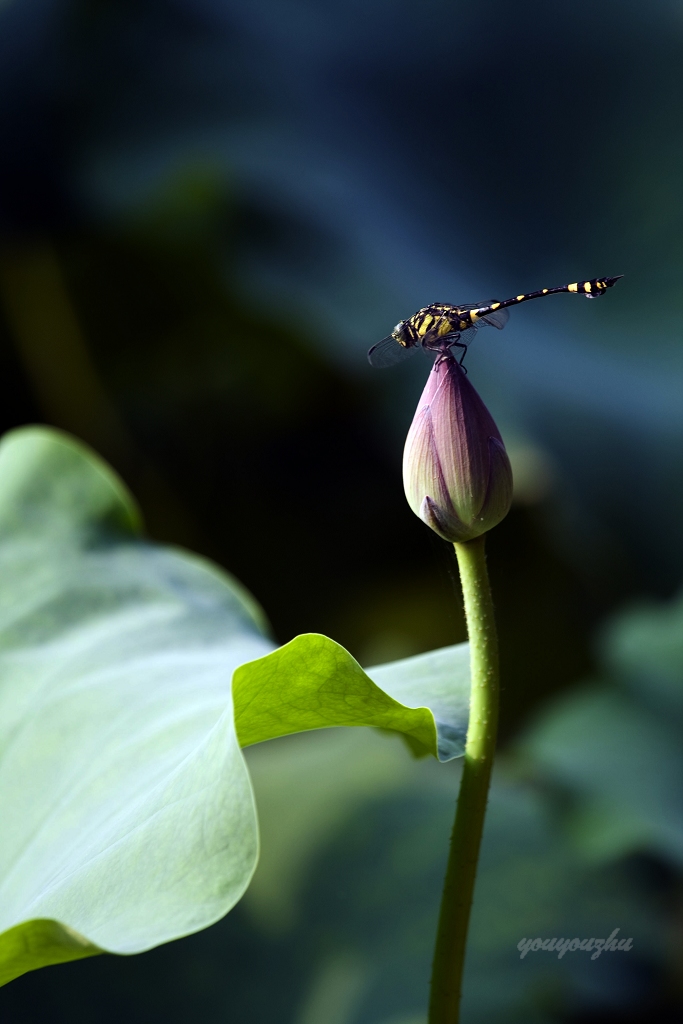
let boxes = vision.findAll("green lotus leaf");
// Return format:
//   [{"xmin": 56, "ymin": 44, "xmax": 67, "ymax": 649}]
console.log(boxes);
[
  {"xmin": 234, "ymin": 635, "xmax": 470, "ymax": 762},
  {"xmin": 0, "ymin": 427, "xmax": 469, "ymax": 986}
]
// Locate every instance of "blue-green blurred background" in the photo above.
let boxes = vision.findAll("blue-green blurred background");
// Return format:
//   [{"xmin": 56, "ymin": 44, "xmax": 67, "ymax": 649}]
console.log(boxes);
[{"xmin": 0, "ymin": 1, "xmax": 681, "ymax": 1021}]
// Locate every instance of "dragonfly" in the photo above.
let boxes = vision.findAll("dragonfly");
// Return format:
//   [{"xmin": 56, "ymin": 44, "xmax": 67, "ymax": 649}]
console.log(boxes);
[{"xmin": 367, "ymin": 275, "xmax": 623, "ymax": 368}]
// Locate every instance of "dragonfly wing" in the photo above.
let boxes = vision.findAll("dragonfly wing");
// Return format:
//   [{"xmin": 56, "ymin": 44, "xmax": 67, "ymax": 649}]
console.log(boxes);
[
  {"xmin": 477, "ymin": 308, "xmax": 509, "ymax": 330},
  {"xmin": 367, "ymin": 335, "xmax": 419, "ymax": 368}
]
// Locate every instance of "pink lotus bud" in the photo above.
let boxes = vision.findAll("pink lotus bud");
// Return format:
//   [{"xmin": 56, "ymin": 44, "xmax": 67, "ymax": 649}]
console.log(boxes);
[{"xmin": 402, "ymin": 357, "xmax": 513, "ymax": 543}]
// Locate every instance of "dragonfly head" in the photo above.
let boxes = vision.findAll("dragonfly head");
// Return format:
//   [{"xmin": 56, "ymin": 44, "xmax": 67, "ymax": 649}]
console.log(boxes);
[{"xmin": 391, "ymin": 321, "xmax": 412, "ymax": 348}]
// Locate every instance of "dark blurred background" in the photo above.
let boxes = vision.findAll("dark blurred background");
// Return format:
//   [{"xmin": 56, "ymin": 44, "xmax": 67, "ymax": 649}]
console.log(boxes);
[{"xmin": 0, "ymin": 1, "xmax": 681, "ymax": 1022}]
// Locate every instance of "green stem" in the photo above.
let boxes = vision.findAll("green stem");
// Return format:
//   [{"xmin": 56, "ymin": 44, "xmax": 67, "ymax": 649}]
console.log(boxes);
[{"xmin": 428, "ymin": 534, "xmax": 500, "ymax": 1024}]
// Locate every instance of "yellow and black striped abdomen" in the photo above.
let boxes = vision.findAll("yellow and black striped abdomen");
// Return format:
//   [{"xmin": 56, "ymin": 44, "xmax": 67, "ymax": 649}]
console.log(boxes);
[
  {"xmin": 566, "ymin": 276, "xmax": 618, "ymax": 296},
  {"xmin": 471, "ymin": 275, "xmax": 623, "ymax": 319}
]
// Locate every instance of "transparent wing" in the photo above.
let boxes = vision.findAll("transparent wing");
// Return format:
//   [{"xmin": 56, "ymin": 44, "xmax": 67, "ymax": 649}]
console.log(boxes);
[
  {"xmin": 477, "ymin": 308, "xmax": 509, "ymax": 329},
  {"xmin": 367, "ymin": 335, "xmax": 420, "ymax": 368}
]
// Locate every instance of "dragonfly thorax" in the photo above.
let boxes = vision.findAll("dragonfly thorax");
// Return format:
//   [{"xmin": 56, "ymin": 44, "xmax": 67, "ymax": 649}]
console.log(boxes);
[{"xmin": 400, "ymin": 303, "xmax": 472, "ymax": 348}]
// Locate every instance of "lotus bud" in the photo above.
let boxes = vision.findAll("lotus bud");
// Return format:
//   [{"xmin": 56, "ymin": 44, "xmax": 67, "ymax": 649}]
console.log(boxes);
[{"xmin": 402, "ymin": 356, "xmax": 513, "ymax": 543}]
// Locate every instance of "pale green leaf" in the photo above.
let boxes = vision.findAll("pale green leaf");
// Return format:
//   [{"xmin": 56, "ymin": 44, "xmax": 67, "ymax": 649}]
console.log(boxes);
[
  {"xmin": 0, "ymin": 427, "xmax": 271, "ymax": 983},
  {"xmin": 0, "ymin": 427, "xmax": 469, "ymax": 985}
]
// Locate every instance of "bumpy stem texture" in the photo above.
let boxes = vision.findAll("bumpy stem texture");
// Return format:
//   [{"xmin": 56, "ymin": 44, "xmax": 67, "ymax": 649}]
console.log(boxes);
[{"xmin": 428, "ymin": 535, "xmax": 500, "ymax": 1024}]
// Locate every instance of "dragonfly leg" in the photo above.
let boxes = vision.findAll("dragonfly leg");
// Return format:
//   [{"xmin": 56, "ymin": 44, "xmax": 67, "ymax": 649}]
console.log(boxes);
[
  {"xmin": 452, "ymin": 339, "xmax": 469, "ymax": 372},
  {"xmin": 426, "ymin": 332, "xmax": 466, "ymax": 367}
]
